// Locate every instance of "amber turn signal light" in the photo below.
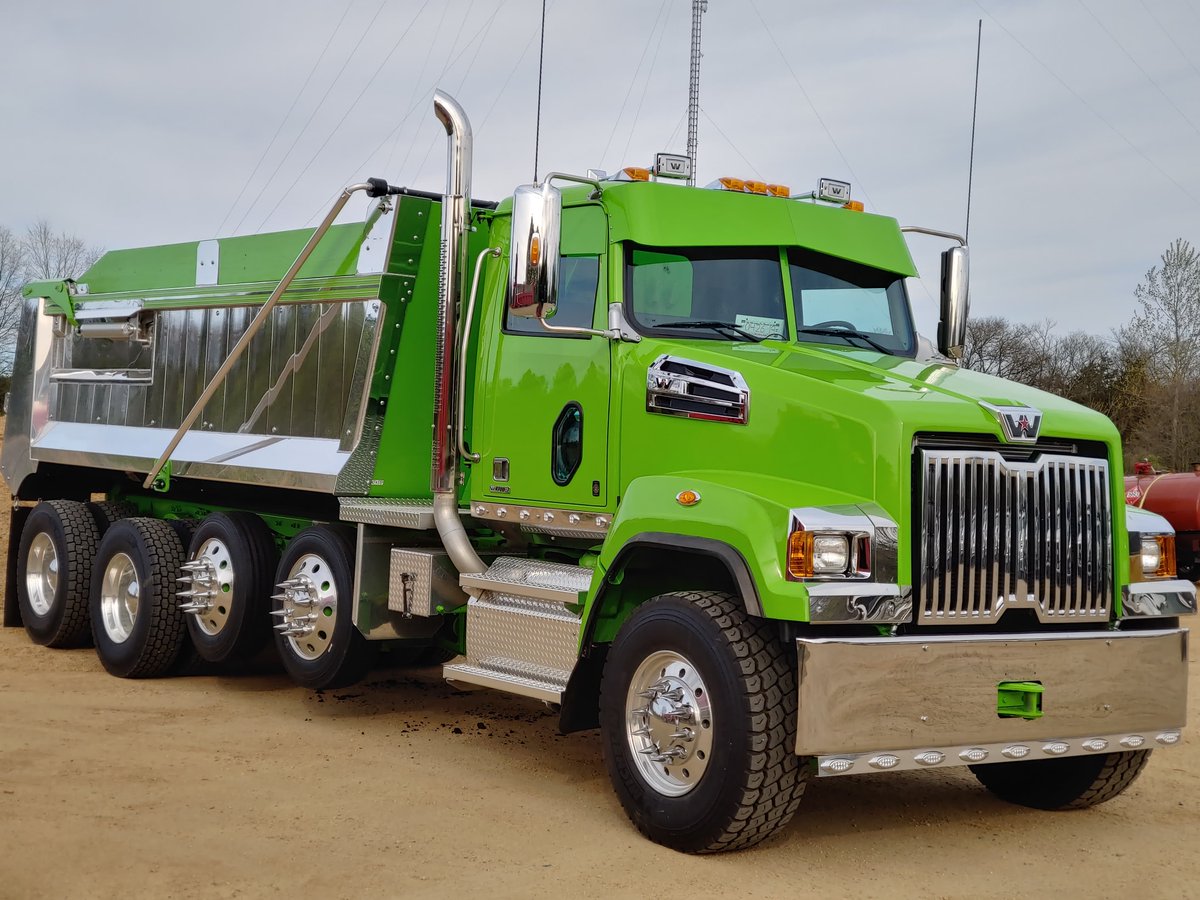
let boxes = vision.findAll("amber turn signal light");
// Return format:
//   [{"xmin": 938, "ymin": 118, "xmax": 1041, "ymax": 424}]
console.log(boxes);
[
  {"xmin": 1156, "ymin": 534, "xmax": 1177, "ymax": 578},
  {"xmin": 787, "ymin": 530, "xmax": 815, "ymax": 579}
]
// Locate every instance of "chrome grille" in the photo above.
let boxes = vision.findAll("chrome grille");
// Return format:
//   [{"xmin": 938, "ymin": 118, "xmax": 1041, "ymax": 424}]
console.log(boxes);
[{"xmin": 918, "ymin": 450, "xmax": 1112, "ymax": 625}]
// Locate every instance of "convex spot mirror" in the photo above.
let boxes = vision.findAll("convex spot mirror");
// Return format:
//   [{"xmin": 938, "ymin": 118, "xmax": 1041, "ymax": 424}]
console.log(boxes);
[
  {"xmin": 509, "ymin": 182, "xmax": 562, "ymax": 320},
  {"xmin": 938, "ymin": 245, "xmax": 969, "ymax": 359}
]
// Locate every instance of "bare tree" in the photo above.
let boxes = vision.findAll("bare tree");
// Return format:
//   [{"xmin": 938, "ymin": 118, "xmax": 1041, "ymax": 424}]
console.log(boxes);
[
  {"xmin": 1131, "ymin": 238, "xmax": 1200, "ymax": 470},
  {"xmin": 22, "ymin": 219, "xmax": 103, "ymax": 281}
]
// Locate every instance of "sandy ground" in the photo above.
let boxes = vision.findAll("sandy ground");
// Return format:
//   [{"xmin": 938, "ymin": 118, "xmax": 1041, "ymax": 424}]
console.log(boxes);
[{"xmin": 0, "ymin": 480, "xmax": 1197, "ymax": 897}]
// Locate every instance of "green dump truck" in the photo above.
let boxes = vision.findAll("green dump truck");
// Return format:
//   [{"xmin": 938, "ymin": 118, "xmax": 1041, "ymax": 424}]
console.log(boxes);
[{"xmin": 3, "ymin": 91, "xmax": 1192, "ymax": 853}]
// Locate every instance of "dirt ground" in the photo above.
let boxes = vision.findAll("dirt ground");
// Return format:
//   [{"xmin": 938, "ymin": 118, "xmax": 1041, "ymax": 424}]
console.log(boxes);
[{"xmin": 0, "ymin": 487, "xmax": 1197, "ymax": 898}]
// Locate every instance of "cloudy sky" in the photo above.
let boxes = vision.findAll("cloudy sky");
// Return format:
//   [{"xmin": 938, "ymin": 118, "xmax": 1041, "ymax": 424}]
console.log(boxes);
[{"xmin": 3, "ymin": 0, "xmax": 1198, "ymax": 337}]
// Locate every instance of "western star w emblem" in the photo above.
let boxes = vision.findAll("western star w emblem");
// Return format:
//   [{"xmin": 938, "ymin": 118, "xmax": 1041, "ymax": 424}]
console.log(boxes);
[{"xmin": 981, "ymin": 402, "xmax": 1043, "ymax": 443}]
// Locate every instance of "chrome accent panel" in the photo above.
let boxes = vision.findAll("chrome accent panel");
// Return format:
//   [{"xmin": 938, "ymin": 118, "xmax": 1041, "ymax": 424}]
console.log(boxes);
[
  {"xmin": 31, "ymin": 422, "xmax": 348, "ymax": 492},
  {"xmin": 789, "ymin": 504, "xmax": 900, "ymax": 584},
  {"xmin": 196, "ymin": 240, "xmax": 219, "ymax": 285},
  {"xmin": 0, "ymin": 298, "xmax": 48, "ymax": 493},
  {"xmin": 918, "ymin": 450, "xmax": 1113, "ymax": 625},
  {"xmin": 388, "ymin": 548, "xmax": 468, "ymax": 616},
  {"xmin": 74, "ymin": 299, "xmax": 144, "ymax": 320},
  {"xmin": 806, "ymin": 582, "xmax": 913, "ymax": 624},
  {"xmin": 351, "ymin": 525, "xmax": 443, "ymax": 641},
  {"xmin": 470, "ymin": 502, "xmax": 611, "ymax": 535},
  {"xmin": 794, "ymin": 629, "xmax": 1187, "ymax": 756},
  {"xmin": 31, "ymin": 295, "xmax": 381, "ymax": 494},
  {"xmin": 451, "ymin": 589, "xmax": 582, "ymax": 701},
  {"xmin": 1122, "ymin": 579, "xmax": 1197, "ymax": 617},
  {"xmin": 646, "ymin": 354, "xmax": 749, "ymax": 425},
  {"xmin": 339, "ymin": 498, "xmax": 436, "ymax": 530},
  {"xmin": 814, "ymin": 729, "xmax": 1182, "ymax": 777},
  {"xmin": 460, "ymin": 556, "xmax": 593, "ymax": 604}
]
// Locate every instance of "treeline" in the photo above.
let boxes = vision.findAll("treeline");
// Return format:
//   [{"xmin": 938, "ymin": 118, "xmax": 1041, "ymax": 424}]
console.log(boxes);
[
  {"xmin": 962, "ymin": 238, "xmax": 1200, "ymax": 472},
  {"xmin": 0, "ymin": 222, "xmax": 103, "ymax": 373}
]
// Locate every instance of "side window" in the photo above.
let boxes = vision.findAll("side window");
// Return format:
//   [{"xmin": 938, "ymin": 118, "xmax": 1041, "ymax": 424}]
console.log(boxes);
[
  {"xmin": 505, "ymin": 255, "xmax": 600, "ymax": 335},
  {"xmin": 551, "ymin": 402, "xmax": 583, "ymax": 486}
]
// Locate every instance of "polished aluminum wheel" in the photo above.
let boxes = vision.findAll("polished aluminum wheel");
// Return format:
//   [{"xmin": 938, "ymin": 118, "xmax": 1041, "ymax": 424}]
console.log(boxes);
[
  {"xmin": 25, "ymin": 531, "xmax": 59, "ymax": 617},
  {"xmin": 625, "ymin": 649, "xmax": 715, "ymax": 797},
  {"xmin": 273, "ymin": 553, "xmax": 337, "ymax": 660},
  {"xmin": 179, "ymin": 539, "xmax": 235, "ymax": 636},
  {"xmin": 99, "ymin": 552, "xmax": 140, "ymax": 644}
]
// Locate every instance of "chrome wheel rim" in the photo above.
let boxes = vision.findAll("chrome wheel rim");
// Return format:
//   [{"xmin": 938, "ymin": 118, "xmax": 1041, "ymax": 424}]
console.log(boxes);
[
  {"xmin": 274, "ymin": 553, "xmax": 337, "ymax": 661},
  {"xmin": 179, "ymin": 538, "xmax": 235, "ymax": 636},
  {"xmin": 625, "ymin": 649, "xmax": 714, "ymax": 797},
  {"xmin": 100, "ymin": 552, "xmax": 140, "ymax": 644},
  {"xmin": 25, "ymin": 531, "xmax": 59, "ymax": 617}
]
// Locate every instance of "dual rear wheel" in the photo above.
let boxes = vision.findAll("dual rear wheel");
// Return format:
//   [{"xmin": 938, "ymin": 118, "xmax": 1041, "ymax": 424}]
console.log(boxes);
[{"xmin": 16, "ymin": 502, "xmax": 370, "ymax": 689}]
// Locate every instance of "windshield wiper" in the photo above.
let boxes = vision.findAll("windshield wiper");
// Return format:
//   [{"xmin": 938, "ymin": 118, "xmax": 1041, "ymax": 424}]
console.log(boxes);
[
  {"xmin": 659, "ymin": 320, "xmax": 764, "ymax": 342},
  {"xmin": 797, "ymin": 326, "xmax": 889, "ymax": 354}
]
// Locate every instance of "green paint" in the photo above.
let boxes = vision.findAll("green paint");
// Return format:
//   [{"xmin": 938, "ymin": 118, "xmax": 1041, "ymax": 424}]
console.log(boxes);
[{"xmin": 997, "ymin": 681, "xmax": 1045, "ymax": 719}]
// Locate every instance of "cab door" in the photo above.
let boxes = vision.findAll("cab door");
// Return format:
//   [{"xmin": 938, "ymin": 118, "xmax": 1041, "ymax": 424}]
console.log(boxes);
[{"xmin": 472, "ymin": 204, "xmax": 610, "ymax": 508}]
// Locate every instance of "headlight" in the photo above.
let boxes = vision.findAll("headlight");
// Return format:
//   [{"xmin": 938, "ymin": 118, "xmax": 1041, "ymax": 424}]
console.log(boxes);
[
  {"xmin": 787, "ymin": 530, "xmax": 860, "ymax": 578},
  {"xmin": 1140, "ymin": 534, "xmax": 1177, "ymax": 578},
  {"xmin": 812, "ymin": 535, "xmax": 850, "ymax": 573}
]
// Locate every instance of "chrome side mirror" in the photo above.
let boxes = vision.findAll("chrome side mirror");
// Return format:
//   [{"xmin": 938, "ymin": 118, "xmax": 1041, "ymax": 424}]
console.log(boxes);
[
  {"xmin": 508, "ymin": 182, "xmax": 562, "ymax": 319},
  {"xmin": 938, "ymin": 245, "xmax": 969, "ymax": 359}
]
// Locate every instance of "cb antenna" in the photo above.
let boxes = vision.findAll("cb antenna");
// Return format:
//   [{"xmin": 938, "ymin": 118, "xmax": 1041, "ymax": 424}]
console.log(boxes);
[
  {"xmin": 686, "ymin": 0, "xmax": 708, "ymax": 186},
  {"xmin": 534, "ymin": 0, "xmax": 547, "ymax": 181},
  {"xmin": 966, "ymin": 18, "xmax": 982, "ymax": 242}
]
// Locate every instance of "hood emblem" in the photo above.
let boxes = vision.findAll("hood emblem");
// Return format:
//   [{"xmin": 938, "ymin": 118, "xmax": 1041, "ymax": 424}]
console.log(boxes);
[{"xmin": 981, "ymin": 402, "xmax": 1042, "ymax": 444}]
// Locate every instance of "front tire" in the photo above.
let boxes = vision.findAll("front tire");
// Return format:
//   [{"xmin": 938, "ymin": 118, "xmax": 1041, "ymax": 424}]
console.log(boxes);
[
  {"xmin": 970, "ymin": 750, "xmax": 1152, "ymax": 810},
  {"xmin": 599, "ymin": 590, "xmax": 807, "ymax": 853},
  {"xmin": 90, "ymin": 517, "xmax": 191, "ymax": 678},
  {"xmin": 16, "ymin": 500, "xmax": 101, "ymax": 648},
  {"xmin": 271, "ymin": 526, "xmax": 371, "ymax": 690}
]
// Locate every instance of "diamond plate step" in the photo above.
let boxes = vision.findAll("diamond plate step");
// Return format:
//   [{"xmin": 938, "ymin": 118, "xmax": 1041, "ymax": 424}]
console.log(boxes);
[
  {"xmin": 338, "ymin": 498, "xmax": 437, "ymax": 529},
  {"xmin": 444, "ymin": 588, "xmax": 583, "ymax": 703},
  {"xmin": 459, "ymin": 556, "xmax": 593, "ymax": 604}
]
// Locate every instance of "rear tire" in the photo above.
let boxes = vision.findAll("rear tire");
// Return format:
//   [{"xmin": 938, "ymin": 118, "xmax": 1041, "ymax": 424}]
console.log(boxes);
[
  {"xmin": 599, "ymin": 590, "xmax": 807, "ymax": 853},
  {"xmin": 970, "ymin": 750, "xmax": 1152, "ymax": 810},
  {"xmin": 271, "ymin": 526, "xmax": 372, "ymax": 690},
  {"xmin": 182, "ymin": 512, "xmax": 278, "ymax": 665},
  {"xmin": 90, "ymin": 517, "xmax": 191, "ymax": 678},
  {"xmin": 16, "ymin": 500, "xmax": 100, "ymax": 648},
  {"xmin": 89, "ymin": 501, "xmax": 136, "ymax": 534}
]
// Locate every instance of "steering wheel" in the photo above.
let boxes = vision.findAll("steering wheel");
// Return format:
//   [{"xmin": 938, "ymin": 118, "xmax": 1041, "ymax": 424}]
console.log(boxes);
[{"xmin": 810, "ymin": 320, "xmax": 857, "ymax": 330}]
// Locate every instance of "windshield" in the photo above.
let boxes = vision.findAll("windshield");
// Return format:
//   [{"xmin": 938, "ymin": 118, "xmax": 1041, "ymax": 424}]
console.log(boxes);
[
  {"xmin": 789, "ymin": 247, "xmax": 915, "ymax": 356},
  {"xmin": 624, "ymin": 245, "xmax": 788, "ymax": 340}
]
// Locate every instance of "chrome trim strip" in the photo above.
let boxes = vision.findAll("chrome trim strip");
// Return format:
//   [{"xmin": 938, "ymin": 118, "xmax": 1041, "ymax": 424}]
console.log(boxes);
[
  {"xmin": 805, "ymin": 583, "xmax": 913, "ymax": 624},
  {"xmin": 1122, "ymin": 579, "xmax": 1197, "ymax": 617},
  {"xmin": 470, "ymin": 502, "xmax": 610, "ymax": 535},
  {"xmin": 814, "ymin": 729, "xmax": 1183, "ymax": 776},
  {"xmin": 646, "ymin": 354, "xmax": 749, "ymax": 425}
]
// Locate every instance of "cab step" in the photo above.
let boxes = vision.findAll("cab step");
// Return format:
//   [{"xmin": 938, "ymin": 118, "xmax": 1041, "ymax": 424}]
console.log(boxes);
[{"xmin": 444, "ymin": 557, "xmax": 592, "ymax": 703}]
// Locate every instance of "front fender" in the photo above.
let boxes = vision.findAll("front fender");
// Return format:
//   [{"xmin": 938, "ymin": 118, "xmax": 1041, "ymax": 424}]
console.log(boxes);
[{"xmin": 596, "ymin": 473, "xmax": 874, "ymax": 621}]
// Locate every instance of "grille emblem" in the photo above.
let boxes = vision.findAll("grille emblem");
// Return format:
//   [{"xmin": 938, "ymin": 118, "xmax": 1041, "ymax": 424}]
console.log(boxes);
[{"xmin": 981, "ymin": 402, "xmax": 1043, "ymax": 443}]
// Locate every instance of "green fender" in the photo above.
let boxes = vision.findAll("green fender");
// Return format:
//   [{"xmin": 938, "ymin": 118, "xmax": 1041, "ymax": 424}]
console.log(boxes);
[{"xmin": 583, "ymin": 472, "xmax": 880, "ymax": 639}]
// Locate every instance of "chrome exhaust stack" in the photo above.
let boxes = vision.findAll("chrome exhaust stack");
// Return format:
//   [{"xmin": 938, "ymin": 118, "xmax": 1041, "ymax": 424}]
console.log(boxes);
[{"xmin": 430, "ymin": 90, "xmax": 486, "ymax": 575}]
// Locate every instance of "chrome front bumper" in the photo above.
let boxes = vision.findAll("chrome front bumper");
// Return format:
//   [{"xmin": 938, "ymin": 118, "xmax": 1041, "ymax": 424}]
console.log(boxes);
[{"xmin": 795, "ymin": 628, "xmax": 1188, "ymax": 776}]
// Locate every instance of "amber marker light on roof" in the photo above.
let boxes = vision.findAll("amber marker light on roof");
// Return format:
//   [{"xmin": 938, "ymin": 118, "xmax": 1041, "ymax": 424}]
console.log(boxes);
[
  {"xmin": 623, "ymin": 166, "xmax": 651, "ymax": 182},
  {"xmin": 842, "ymin": 200, "xmax": 865, "ymax": 211},
  {"xmin": 744, "ymin": 180, "xmax": 768, "ymax": 195},
  {"xmin": 717, "ymin": 176, "xmax": 745, "ymax": 192},
  {"xmin": 766, "ymin": 183, "xmax": 790, "ymax": 197}
]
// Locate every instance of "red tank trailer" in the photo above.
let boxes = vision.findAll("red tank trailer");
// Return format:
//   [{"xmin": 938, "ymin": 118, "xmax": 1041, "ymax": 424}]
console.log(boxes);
[{"xmin": 1125, "ymin": 462, "xmax": 1200, "ymax": 582}]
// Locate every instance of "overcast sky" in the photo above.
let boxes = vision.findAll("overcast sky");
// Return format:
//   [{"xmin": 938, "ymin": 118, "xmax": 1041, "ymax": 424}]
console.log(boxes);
[{"xmin": 3, "ymin": 0, "xmax": 1198, "ymax": 337}]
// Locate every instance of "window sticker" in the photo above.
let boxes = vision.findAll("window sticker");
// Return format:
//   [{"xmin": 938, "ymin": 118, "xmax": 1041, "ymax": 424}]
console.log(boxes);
[{"xmin": 734, "ymin": 314, "xmax": 786, "ymax": 339}]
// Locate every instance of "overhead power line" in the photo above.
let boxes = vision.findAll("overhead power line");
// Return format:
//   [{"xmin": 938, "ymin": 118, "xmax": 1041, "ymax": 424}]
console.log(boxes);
[
  {"xmin": 600, "ymin": 0, "xmax": 671, "ymax": 170},
  {"xmin": 976, "ymin": 1, "xmax": 1200, "ymax": 208},
  {"xmin": 1134, "ymin": 0, "xmax": 1200, "ymax": 84},
  {"xmin": 746, "ymin": 0, "xmax": 875, "ymax": 209},
  {"xmin": 1077, "ymin": 0, "xmax": 1200, "ymax": 140},
  {"xmin": 214, "ymin": 0, "xmax": 355, "ymax": 237},
  {"xmin": 619, "ymin": 0, "xmax": 675, "ymax": 168},
  {"xmin": 700, "ymin": 107, "xmax": 763, "ymax": 181}
]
